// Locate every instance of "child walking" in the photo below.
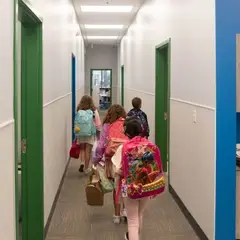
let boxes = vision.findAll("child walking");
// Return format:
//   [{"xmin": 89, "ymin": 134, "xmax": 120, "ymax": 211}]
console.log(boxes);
[
  {"xmin": 75, "ymin": 95, "xmax": 101, "ymax": 174},
  {"xmin": 111, "ymin": 118, "xmax": 137, "ymax": 222},
  {"xmin": 113, "ymin": 117, "xmax": 165, "ymax": 240},
  {"xmin": 127, "ymin": 97, "xmax": 150, "ymax": 139},
  {"xmin": 93, "ymin": 104, "xmax": 128, "ymax": 224}
]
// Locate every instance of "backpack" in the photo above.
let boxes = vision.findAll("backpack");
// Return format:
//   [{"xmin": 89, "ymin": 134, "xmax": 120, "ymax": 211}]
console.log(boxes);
[
  {"xmin": 105, "ymin": 118, "xmax": 129, "ymax": 158},
  {"xmin": 128, "ymin": 110, "xmax": 148, "ymax": 137},
  {"xmin": 121, "ymin": 136, "xmax": 165, "ymax": 199},
  {"xmin": 74, "ymin": 110, "xmax": 96, "ymax": 137}
]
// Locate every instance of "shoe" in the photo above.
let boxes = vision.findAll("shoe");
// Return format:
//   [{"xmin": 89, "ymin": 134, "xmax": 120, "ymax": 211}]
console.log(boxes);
[
  {"xmin": 113, "ymin": 215, "xmax": 121, "ymax": 224},
  {"xmin": 79, "ymin": 164, "xmax": 84, "ymax": 173},
  {"xmin": 121, "ymin": 208, "xmax": 127, "ymax": 223},
  {"xmin": 124, "ymin": 232, "xmax": 129, "ymax": 240},
  {"xmin": 84, "ymin": 168, "xmax": 92, "ymax": 175},
  {"xmin": 121, "ymin": 208, "xmax": 127, "ymax": 217}
]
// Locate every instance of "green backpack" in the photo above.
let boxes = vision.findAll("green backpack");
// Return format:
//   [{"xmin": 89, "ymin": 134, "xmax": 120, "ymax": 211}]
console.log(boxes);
[{"xmin": 74, "ymin": 110, "xmax": 96, "ymax": 137}]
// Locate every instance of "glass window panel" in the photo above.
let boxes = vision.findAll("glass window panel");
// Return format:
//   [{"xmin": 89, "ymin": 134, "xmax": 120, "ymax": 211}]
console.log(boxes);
[
  {"xmin": 101, "ymin": 70, "xmax": 111, "ymax": 88},
  {"xmin": 92, "ymin": 70, "xmax": 101, "ymax": 87}
]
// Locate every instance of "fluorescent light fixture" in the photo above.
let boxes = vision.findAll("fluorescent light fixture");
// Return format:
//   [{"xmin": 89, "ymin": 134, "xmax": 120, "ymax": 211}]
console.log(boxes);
[
  {"xmin": 85, "ymin": 24, "xmax": 124, "ymax": 29},
  {"xmin": 87, "ymin": 36, "xmax": 118, "ymax": 40},
  {"xmin": 81, "ymin": 6, "xmax": 133, "ymax": 13}
]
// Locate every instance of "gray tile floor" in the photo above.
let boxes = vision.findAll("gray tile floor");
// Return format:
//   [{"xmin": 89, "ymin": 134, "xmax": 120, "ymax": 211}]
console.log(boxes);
[{"xmin": 46, "ymin": 160, "xmax": 199, "ymax": 240}]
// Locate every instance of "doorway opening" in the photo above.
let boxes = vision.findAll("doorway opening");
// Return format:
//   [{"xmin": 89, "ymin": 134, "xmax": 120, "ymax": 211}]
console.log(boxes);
[
  {"xmin": 90, "ymin": 69, "xmax": 112, "ymax": 110},
  {"xmin": 71, "ymin": 54, "xmax": 76, "ymax": 141},
  {"xmin": 121, "ymin": 65, "xmax": 124, "ymax": 106},
  {"xmin": 14, "ymin": 1, "xmax": 44, "ymax": 240},
  {"xmin": 155, "ymin": 40, "xmax": 171, "ymax": 175}
]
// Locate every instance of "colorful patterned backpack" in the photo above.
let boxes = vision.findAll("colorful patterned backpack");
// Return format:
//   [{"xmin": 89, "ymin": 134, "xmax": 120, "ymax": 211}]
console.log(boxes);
[
  {"xmin": 105, "ymin": 118, "xmax": 129, "ymax": 158},
  {"xmin": 121, "ymin": 136, "xmax": 165, "ymax": 199}
]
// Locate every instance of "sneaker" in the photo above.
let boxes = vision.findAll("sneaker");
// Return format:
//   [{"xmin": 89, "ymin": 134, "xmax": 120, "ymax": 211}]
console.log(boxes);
[
  {"xmin": 124, "ymin": 232, "xmax": 129, "ymax": 240},
  {"xmin": 121, "ymin": 209, "xmax": 127, "ymax": 223},
  {"xmin": 113, "ymin": 215, "xmax": 121, "ymax": 224},
  {"xmin": 79, "ymin": 164, "xmax": 84, "ymax": 173},
  {"xmin": 84, "ymin": 168, "xmax": 92, "ymax": 175},
  {"xmin": 121, "ymin": 208, "xmax": 127, "ymax": 217}
]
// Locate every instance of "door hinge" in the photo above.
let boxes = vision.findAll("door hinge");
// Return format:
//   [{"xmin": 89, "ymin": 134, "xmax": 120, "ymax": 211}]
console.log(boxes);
[
  {"xmin": 21, "ymin": 139, "xmax": 27, "ymax": 154},
  {"xmin": 164, "ymin": 112, "xmax": 168, "ymax": 120}
]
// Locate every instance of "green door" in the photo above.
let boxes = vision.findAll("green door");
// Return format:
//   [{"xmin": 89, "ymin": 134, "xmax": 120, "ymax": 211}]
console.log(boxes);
[
  {"xmin": 121, "ymin": 65, "xmax": 124, "ymax": 106},
  {"xmin": 155, "ymin": 41, "xmax": 170, "ymax": 173},
  {"xmin": 15, "ymin": 1, "xmax": 44, "ymax": 239}
]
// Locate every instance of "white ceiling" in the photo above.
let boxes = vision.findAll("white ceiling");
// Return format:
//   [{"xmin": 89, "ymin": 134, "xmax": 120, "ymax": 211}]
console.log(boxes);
[{"xmin": 72, "ymin": 0, "xmax": 145, "ymax": 45}]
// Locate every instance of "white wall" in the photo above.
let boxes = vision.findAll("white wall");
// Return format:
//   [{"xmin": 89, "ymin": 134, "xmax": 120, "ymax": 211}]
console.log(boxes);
[
  {"xmin": 0, "ymin": 0, "xmax": 84, "ymax": 238},
  {"xmin": 120, "ymin": 0, "xmax": 216, "ymax": 238},
  {"xmin": 26, "ymin": 0, "xmax": 85, "ymax": 225},
  {"xmin": 0, "ymin": 0, "xmax": 16, "ymax": 239},
  {"xmin": 117, "ymin": 45, "xmax": 122, "ymax": 105},
  {"xmin": 85, "ymin": 44, "xmax": 119, "ymax": 105},
  {"xmin": 76, "ymin": 36, "xmax": 85, "ymax": 102}
]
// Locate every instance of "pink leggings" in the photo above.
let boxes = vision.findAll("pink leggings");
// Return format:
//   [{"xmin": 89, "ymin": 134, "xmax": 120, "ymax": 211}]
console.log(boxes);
[{"xmin": 124, "ymin": 197, "xmax": 149, "ymax": 240}]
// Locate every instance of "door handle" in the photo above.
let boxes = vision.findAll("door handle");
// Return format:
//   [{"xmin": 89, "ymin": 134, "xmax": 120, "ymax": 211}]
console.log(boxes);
[{"xmin": 21, "ymin": 139, "xmax": 27, "ymax": 154}]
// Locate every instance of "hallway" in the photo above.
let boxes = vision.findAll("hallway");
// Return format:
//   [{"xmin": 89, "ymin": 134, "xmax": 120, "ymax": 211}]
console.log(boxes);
[
  {"xmin": 46, "ymin": 160, "xmax": 198, "ymax": 240},
  {"xmin": 1, "ymin": 0, "xmax": 239, "ymax": 239}
]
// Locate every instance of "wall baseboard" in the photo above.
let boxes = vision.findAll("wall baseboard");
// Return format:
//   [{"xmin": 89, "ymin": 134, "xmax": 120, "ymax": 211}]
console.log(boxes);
[
  {"xmin": 44, "ymin": 157, "xmax": 71, "ymax": 238},
  {"xmin": 169, "ymin": 184, "xmax": 209, "ymax": 240}
]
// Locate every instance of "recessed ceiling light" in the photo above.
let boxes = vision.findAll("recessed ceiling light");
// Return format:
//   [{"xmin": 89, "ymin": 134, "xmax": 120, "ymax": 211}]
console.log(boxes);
[
  {"xmin": 85, "ymin": 24, "xmax": 124, "ymax": 29},
  {"xmin": 87, "ymin": 36, "xmax": 118, "ymax": 40},
  {"xmin": 81, "ymin": 6, "xmax": 133, "ymax": 13}
]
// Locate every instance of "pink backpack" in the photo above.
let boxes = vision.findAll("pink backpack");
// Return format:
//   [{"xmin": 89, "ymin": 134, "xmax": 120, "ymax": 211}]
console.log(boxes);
[
  {"xmin": 105, "ymin": 118, "xmax": 128, "ymax": 158},
  {"xmin": 121, "ymin": 136, "xmax": 165, "ymax": 199}
]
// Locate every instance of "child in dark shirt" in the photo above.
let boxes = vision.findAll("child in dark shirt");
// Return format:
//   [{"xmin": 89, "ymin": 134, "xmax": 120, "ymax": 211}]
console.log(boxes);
[{"xmin": 127, "ymin": 97, "xmax": 150, "ymax": 139}]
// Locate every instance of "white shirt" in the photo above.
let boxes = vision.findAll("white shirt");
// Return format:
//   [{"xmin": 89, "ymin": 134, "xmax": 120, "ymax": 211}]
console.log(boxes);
[{"xmin": 111, "ymin": 145, "xmax": 123, "ymax": 175}]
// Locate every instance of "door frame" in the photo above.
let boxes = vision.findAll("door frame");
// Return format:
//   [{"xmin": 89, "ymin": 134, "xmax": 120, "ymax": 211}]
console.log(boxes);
[
  {"xmin": 14, "ymin": 0, "xmax": 44, "ymax": 239},
  {"xmin": 71, "ymin": 54, "xmax": 76, "ymax": 141},
  {"xmin": 121, "ymin": 65, "xmax": 124, "ymax": 106},
  {"xmin": 90, "ymin": 69, "xmax": 113, "ymax": 108},
  {"xmin": 155, "ymin": 39, "xmax": 171, "ymax": 182}
]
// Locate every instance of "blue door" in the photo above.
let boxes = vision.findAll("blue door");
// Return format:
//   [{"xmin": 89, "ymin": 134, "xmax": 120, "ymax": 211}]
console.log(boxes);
[{"xmin": 72, "ymin": 54, "xmax": 76, "ymax": 142}]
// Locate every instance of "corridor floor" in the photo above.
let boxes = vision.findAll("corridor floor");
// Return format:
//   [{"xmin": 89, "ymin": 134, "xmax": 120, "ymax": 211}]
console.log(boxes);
[{"xmin": 46, "ymin": 160, "xmax": 199, "ymax": 240}]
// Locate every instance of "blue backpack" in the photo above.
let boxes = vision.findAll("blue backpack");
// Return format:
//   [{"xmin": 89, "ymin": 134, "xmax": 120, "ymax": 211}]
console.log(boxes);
[{"xmin": 74, "ymin": 110, "xmax": 96, "ymax": 137}]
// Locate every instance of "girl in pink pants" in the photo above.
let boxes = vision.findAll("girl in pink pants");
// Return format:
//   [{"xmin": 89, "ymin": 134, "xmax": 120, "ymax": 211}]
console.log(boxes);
[
  {"xmin": 112, "ymin": 117, "xmax": 150, "ymax": 240},
  {"xmin": 123, "ymin": 197, "xmax": 149, "ymax": 240}
]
